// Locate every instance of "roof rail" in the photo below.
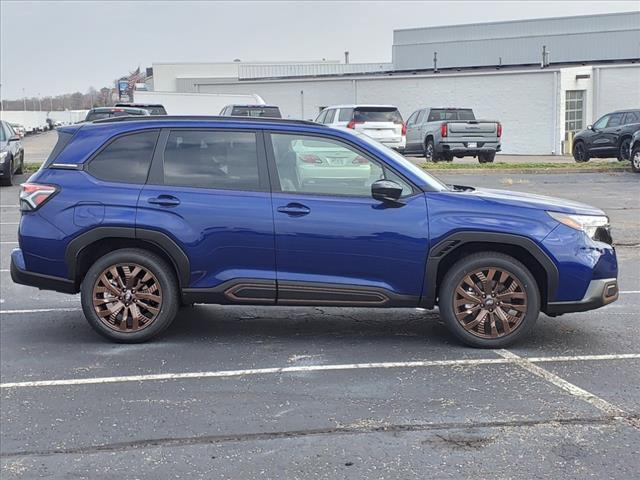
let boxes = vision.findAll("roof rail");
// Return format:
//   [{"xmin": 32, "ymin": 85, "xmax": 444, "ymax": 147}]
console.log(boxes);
[{"xmin": 92, "ymin": 115, "xmax": 322, "ymax": 126}]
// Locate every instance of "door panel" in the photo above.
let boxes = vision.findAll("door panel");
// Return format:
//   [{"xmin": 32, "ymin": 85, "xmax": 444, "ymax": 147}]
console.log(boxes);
[
  {"xmin": 137, "ymin": 128, "xmax": 276, "ymax": 294},
  {"xmin": 267, "ymin": 132, "xmax": 429, "ymax": 303}
]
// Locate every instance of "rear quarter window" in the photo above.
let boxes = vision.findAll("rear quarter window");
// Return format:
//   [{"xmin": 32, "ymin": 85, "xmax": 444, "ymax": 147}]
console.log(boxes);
[
  {"xmin": 87, "ymin": 130, "xmax": 159, "ymax": 184},
  {"xmin": 43, "ymin": 130, "xmax": 75, "ymax": 167}
]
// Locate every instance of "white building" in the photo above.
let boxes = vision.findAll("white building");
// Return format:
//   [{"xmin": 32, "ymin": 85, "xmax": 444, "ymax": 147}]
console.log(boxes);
[{"xmin": 148, "ymin": 12, "xmax": 640, "ymax": 155}]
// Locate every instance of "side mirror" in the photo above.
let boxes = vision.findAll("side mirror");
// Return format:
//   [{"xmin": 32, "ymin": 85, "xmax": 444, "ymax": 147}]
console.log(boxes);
[
  {"xmin": 587, "ymin": 125, "xmax": 593, "ymax": 131},
  {"xmin": 8, "ymin": 135, "xmax": 20, "ymax": 142},
  {"xmin": 371, "ymin": 180, "xmax": 404, "ymax": 206}
]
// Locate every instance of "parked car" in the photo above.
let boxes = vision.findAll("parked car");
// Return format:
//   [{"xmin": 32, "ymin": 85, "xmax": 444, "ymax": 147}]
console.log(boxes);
[
  {"xmin": 115, "ymin": 103, "xmax": 167, "ymax": 116},
  {"xmin": 84, "ymin": 107, "xmax": 150, "ymax": 122},
  {"xmin": 404, "ymin": 108, "xmax": 501, "ymax": 163},
  {"xmin": 630, "ymin": 130, "xmax": 640, "ymax": 173},
  {"xmin": 572, "ymin": 109, "xmax": 640, "ymax": 162},
  {"xmin": 0, "ymin": 120, "xmax": 25, "ymax": 186},
  {"xmin": 316, "ymin": 105, "xmax": 406, "ymax": 151},
  {"xmin": 12, "ymin": 116, "xmax": 618, "ymax": 347},
  {"xmin": 9, "ymin": 123, "xmax": 26, "ymax": 139},
  {"xmin": 219, "ymin": 104, "xmax": 282, "ymax": 118}
]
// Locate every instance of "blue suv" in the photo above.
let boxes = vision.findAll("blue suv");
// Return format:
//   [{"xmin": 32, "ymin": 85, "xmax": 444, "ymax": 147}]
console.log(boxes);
[{"xmin": 11, "ymin": 116, "xmax": 619, "ymax": 347}]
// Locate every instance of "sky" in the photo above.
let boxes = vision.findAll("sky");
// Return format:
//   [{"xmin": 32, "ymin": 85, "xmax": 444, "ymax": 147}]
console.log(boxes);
[{"xmin": 1, "ymin": 0, "xmax": 638, "ymax": 99}]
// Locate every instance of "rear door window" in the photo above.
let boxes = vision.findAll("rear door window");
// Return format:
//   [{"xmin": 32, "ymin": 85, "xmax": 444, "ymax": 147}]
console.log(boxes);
[
  {"xmin": 163, "ymin": 130, "xmax": 261, "ymax": 191},
  {"xmin": 624, "ymin": 111, "xmax": 640, "ymax": 124},
  {"xmin": 316, "ymin": 110, "xmax": 327, "ymax": 123},
  {"xmin": 87, "ymin": 130, "xmax": 159, "ymax": 184},
  {"xmin": 607, "ymin": 113, "xmax": 624, "ymax": 128},
  {"xmin": 353, "ymin": 108, "xmax": 402, "ymax": 123}
]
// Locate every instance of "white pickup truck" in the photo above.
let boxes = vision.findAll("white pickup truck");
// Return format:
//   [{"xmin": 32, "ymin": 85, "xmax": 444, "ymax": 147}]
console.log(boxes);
[{"xmin": 404, "ymin": 108, "xmax": 502, "ymax": 163}]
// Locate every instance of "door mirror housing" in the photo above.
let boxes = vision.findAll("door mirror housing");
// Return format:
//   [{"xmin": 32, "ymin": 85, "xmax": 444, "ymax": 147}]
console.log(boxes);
[
  {"xmin": 8, "ymin": 135, "xmax": 20, "ymax": 142},
  {"xmin": 371, "ymin": 180, "xmax": 404, "ymax": 206},
  {"xmin": 587, "ymin": 125, "xmax": 593, "ymax": 131}
]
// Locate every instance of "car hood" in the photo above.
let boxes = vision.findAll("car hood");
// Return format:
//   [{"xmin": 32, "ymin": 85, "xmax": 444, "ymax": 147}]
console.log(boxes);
[{"xmin": 464, "ymin": 187, "xmax": 605, "ymax": 216}]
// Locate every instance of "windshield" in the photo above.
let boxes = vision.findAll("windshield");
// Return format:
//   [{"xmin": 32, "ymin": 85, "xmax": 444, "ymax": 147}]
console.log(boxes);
[{"xmin": 352, "ymin": 131, "xmax": 449, "ymax": 191}]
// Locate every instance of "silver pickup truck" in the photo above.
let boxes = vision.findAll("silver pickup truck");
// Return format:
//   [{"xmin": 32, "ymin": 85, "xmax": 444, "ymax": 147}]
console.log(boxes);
[{"xmin": 404, "ymin": 108, "xmax": 502, "ymax": 163}]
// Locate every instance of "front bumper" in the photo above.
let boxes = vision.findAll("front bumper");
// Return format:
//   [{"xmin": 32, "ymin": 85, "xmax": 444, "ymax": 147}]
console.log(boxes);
[
  {"xmin": 10, "ymin": 248, "xmax": 77, "ymax": 294},
  {"xmin": 546, "ymin": 278, "xmax": 618, "ymax": 315}
]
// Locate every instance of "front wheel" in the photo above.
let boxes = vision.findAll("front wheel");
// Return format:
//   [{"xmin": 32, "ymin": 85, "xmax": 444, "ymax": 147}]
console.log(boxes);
[
  {"xmin": 438, "ymin": 252, "xmax": 540, "ymax": 348},
  {"xmin": 573, "ymin": 141, "xmax": 589, "ymax": 163},
  {"xmin": 0, "ymin": 157, "xmax": 13, "ymax": 186},
  {"xmin": 81, "ymin": 248, "xmax": 179, "ymax": 343},
  {"xmin": 618, "ymin": 137, "xmax": 632, "ymax": 162},
  {"xmin": 631, "ymin": 146, "xmax": 640, "ymax": 173},
  {"xmin": 15, "ymin": 153, "xmax": 24, "ymax": 175}
]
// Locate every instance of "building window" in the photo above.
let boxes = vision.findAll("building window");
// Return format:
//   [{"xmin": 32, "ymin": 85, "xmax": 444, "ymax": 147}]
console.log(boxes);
[{"xmin": 565, "ymin": 90, "xmax": 585, "ymax": 133}]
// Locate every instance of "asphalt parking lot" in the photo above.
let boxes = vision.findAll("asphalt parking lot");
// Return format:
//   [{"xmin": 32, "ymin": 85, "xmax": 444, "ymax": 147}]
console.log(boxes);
[{"xmin": 1, "ymin": 144, "xmax": 639, "ymax": 478}]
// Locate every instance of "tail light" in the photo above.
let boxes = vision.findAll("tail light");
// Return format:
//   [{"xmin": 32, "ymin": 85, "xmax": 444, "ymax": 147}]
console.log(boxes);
[
  {"xmin": 401, "ymin": 122, "xmax": 407, "ymax": 136},
  {"xmin": 352, "ymin": 156, "xmax": 369, "ymax": 165},
  {"xmin": 497, "ymin": 122, "xmax": 502, "ymax": 137},
  {"xmin": 440, "ymin": 123, "xmax": 448, "ymax": 137},
  {"xmin": 19, "ymin": 183, "xmax": 58, "ymax": 212},
  {"xmin": 300, "ymin": 154, "xmax": 322, "ymax": 164},
  {"xmin": 347, "ymin": 120, "xmax": 363, "ymax": 129}
]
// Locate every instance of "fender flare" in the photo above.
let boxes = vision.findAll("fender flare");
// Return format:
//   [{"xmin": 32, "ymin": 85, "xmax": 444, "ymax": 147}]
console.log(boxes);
[
  {"xmin": 65, "ymin": 227, "xmax": 190, "ymax": 287},
  {"xmin": 421, "ymin": 231, "xmax": 559, "ymax": 308}
]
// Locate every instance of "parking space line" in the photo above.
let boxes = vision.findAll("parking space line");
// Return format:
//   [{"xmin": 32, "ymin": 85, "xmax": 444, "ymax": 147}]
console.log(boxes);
[
  {"xmin": 0, "ymin": 307, "xmax": 81, "ymax": 314},
  {"xmin": 495, "ymin": 349, "xmax": 637, "ymax": 427},
  {"xmin": 0, "ymin": 242, "xmax": 18, "ymax": 245},
  {"xmin": 1, "ymin": 353, "xmax": 639, "ymax": 390}
]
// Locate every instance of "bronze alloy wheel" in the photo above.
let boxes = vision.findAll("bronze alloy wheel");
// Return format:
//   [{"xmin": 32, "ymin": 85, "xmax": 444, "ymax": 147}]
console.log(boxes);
[
  {"xmin": 92, "ymin": 263, "xmax": 162, "ymax": 333},
  {"xmin": 453, "ymin": 267, "xmax": 527, "ymax": 339}
]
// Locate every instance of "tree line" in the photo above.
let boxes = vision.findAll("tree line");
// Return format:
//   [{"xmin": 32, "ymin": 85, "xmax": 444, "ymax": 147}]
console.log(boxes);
[{"xmin": 1, "ymin": 87, "xmax": 116, "ymax": 111}]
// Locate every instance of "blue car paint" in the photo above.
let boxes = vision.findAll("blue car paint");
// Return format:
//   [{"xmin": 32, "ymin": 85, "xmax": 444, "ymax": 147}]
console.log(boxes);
[{"xmin": 18, "ymin": 118, "xmax": 617, "ymax": 306}]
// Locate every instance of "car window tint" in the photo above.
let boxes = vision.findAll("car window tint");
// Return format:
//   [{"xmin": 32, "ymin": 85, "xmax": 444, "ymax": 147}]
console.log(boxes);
[
  {"xmin": 353, "ymin": 108, "xmax": 402, "ymax": 123},
  {"xmin": 88, "ymin": 130, "xmax": 158, "ymax": 184},
  {"xmin": 338, "ymin": 108, "xmax": 354, "ymax": 122},
  {"xmin": 163, "ymin": 130, "xmax": 260, "ymax": 190},
  {"xmin": 593, "ymin": 115, "xmax": 609, "ymax": 129},
  {"xmin": 428, "ymin": 109, "xmax": 456, "ymax": 121},
  {"xmin": 324, "ymin": 109, "xmax": 336, "ymax": 124},
  {"xmin": 406, "ymin": 111, "xmax": 419, "ymax": 125},
  {"xmin": 624, "ymin": 111, "xmax": 640, "ymax": 124},
  {"xmin": 0, "ymin": 123, "xmax": 6, "ymax": 142},
  {"xmin": 270, "ymin": 133, "xmax": 412, "ymax": 197},
  {"xmin": 607, "ymin": 113, "xmax": 624, "ymax": 128},
  {"xmin": 316, "ymin": 110, "xmax": 327, "ymax": 123}
]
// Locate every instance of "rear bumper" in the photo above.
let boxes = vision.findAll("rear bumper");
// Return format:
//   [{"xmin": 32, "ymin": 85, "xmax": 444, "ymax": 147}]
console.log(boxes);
[
  {"xmin": 10, "ymin": 248, "xmax": 77, "ymax": 294},
  {"xmin": 546, "ymin": 278, "xmax": 618, "ymax": 315},
  {"xmin": 438, "ymin": 141, "xmax": 501, "ymax": 155}
]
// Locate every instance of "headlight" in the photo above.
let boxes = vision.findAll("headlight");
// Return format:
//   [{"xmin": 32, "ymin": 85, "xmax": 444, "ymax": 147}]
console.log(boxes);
[
  {"xmin": 0, "ymin": 151, "xmax": 7, "ymax": 162},
  {"xmin": 547, "ymin": 211, "xmax": 610, "ymax": 240}
]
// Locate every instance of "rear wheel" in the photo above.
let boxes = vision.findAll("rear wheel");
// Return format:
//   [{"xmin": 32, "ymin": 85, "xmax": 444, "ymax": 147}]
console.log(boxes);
[
  {"xmin": 81, "ymin": 248, "xmax": 179, "ymax": 343},
  {"xmin": 478, "ymin": 152, "xmax": 495, "ymax": 163},
  {"xmin": 438, "ymin": 252, "xmax": 540, "ymax": 348},
  {"xmin": 632, "ymin": 146, "xmax": 640, "ymax": 173},
  {"xmin": 424, "ymin": 139, "xmax": 441, "ymax": 162},
  {"xmin": 618, "ymin": 137, "xmax": 632, "ymax": 161},
  {"xmin": 573, "ymin": 141, "xmax": 589, "ymax": 162}
]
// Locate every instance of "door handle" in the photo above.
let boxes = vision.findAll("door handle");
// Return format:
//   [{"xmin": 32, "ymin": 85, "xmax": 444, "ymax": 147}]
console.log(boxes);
[
  {"xmin": 277, "ymin": 202, "xmax": 310, "ymax": 216},
  {"xmin": 148, "ymin": 195, "xmax": 181, "ymax": 207}
]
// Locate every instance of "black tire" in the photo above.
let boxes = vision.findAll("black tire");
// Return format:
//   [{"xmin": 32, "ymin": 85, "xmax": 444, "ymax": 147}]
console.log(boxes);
[
  {"xmin": 15, "ymin": 153, "xmax": 24, "ymax": 175},
  {"xmin": 632, "ymin": 146, "xmax": 640, "ymax": 173},
  {"xmin": 617, "ymin": 137, "xmax": 632, "ymax": 162},
  {"xmin": 80, "ymin": 248, "xmax": 179, "ymax": 343},
  {"xmin": 478, "ymin": 152, "xmax": 495, "ymax": 163},
  {"xmin": 438, "ymin": 252, "xmax": 540, "ymax": 348},
  {"xmin": 573, "ymin": 141, "xmax": 589, "ymax": 163},
  {"xmin": 0, "ymin": 156, "xmax": 13, "ymax": 186},
  {"xmin": 424, "ymin": 138, "xmax": 441, "ymax": 162}
]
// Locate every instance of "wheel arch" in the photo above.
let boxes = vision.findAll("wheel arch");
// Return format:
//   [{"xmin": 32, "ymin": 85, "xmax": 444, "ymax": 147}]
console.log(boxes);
[
  {"xmin": 65, "ymin": 227, "xmax": 190, "ymax": 289},
  {"xmin": 422, "ymin": 231, "xmax": 558, "ymax": 310}
]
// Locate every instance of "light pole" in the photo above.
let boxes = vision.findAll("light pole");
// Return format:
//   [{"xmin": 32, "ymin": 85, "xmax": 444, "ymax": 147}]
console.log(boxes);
[
  {"xmin": 38, "ymin": 93, "xmax": 42, "ymax": 111},
  {"xmin": 49, "ymin": 97, "xmax": 53, "ymax": 111},
  {"xmin": 22, "ymin": 88, "xmax": 26, "ymax": 111}
]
